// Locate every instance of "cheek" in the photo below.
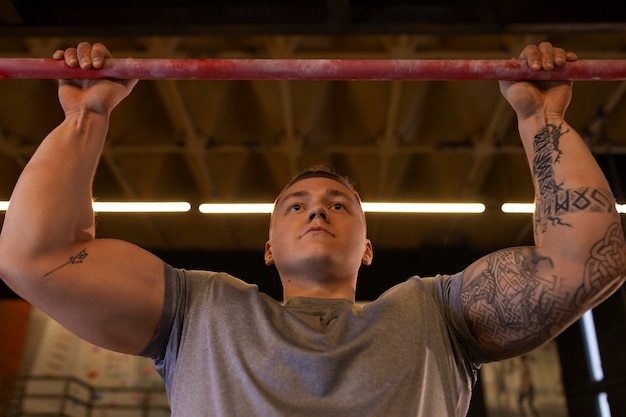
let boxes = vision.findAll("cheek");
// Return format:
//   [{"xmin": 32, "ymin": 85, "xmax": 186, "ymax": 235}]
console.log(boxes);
[
  {"xmin": 350, "ymin": 220, "xmax": 368, "ymax": 241},
  {"xmin": 267, "ymin": 226, "xmax": 291, "ymax": 254}
]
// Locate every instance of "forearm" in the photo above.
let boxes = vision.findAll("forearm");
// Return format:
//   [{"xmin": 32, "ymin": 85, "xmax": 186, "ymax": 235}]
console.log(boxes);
[
  {"xmin": 462, "ymin": 45, "xmax": 625, "ymax": 359},
  {"xmin": 460, "ymin": 114, "xmax": 625, "ymax": 360},
  {"xmin": 0, "ymin": 109, "xmax": 110, "ymax": 262},
  {"xmin": 520, "ymin": 114, "xmax": 626, "ymax": 303}
]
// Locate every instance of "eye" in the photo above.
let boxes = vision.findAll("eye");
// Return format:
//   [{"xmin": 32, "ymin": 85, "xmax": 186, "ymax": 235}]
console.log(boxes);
[
  {"xmin": 288, "ymin": 203, "xmax": 303, "ymax": 212},
  {"xmin": 331, "ymin": 203, "xmax": 346, "ymax": 211}
]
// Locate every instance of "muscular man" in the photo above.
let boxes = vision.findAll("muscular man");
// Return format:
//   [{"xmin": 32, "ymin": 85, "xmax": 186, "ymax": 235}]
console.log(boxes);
[{"xmin": 0, "ymin": 42, "xmax": 623, "ymax": 416}]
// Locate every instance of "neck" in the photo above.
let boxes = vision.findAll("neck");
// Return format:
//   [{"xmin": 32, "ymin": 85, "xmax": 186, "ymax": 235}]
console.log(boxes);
[{"xmin": 281, "ymin": 274, "xmax": 356, "ymax": 302}]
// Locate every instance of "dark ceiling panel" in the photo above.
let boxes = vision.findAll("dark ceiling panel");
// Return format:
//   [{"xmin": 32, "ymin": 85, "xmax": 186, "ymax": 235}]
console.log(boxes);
[{"xmin": 0, "ymin": 2, "xmax": 625, "ymax": 255}]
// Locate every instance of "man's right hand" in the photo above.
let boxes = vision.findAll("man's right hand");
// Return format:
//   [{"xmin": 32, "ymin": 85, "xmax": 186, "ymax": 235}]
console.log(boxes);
[
  {"xmin": 52, "ymin": 42, "xmax": 138, "ymax": 116},
  {"xmin": 498, "ymin": 42, "xmax": 577, "ymax": 122}
]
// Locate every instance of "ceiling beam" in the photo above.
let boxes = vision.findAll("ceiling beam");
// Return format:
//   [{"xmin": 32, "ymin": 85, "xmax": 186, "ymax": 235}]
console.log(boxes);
[
  {"xmin": 267, "ymin": 36, "xmax": 301, "ymax": 178},
  {"xmin": 141, "ymin": 38, "xmax": 242, "ymax": 246},
  {"xmin": 583, "ymin": 80, "xmax": 626, "ymax": 144},
  {"xmin": 100, "ymin": 150, "xmax": 170, "ymax": 246},
  {"xmin": 143, "ymin": 38, "xmax": 217, "ymax": 199}
]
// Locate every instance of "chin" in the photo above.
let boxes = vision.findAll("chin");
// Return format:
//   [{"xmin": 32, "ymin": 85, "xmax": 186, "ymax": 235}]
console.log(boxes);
[{"xmin": 278, "ymin": 251, "xmax": 338, "ymax": 273}]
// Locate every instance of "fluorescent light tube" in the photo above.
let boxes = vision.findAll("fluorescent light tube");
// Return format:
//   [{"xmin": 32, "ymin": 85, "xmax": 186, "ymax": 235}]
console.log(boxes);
[
  {"xmin": 92, "ymin": 202, "xmax": 191, "ymax": 212},
  {"xmin": 0, "ymin": 201, "xmax": 191, "ymax": 213},
  {"xmin": 502, "ymin": 203, "xmax": 626, "ymax": 214},
  {"xmin": 199, "ymin": 203, "xmax": 275, "ymax": 214},
  {"xmin": 199, "ymin": 202, "xmax": 485, "ymax": 214},
  {"xmin": 361, "ymin": 202, "xmax": 485, "ymax": 213},
  {"xmin": 501, "ymin": 203, "xmax": 535, "ymax": 213}
]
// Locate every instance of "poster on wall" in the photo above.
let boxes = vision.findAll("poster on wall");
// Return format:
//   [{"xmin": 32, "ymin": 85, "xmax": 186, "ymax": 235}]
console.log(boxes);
[
  {"xmin": 481, "ymin": 341, "xmax": 568, "ymax": 417},
  {"xmin": 20, "ymin": 308, "xmax": 167, "ymax": 417}
]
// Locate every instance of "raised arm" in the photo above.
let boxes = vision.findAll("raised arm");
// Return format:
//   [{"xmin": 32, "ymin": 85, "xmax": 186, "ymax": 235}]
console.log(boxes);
[
  {"xmin": 0, "ymin": 43, "xmax": 165, "ymax": 354},
  {"xmin": 460, "ymin": 42, "xmax": 626, "ymax": 360}
]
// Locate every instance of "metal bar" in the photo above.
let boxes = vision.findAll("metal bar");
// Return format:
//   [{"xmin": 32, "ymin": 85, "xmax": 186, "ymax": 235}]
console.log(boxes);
[{"xmin": 0, "ymin": 58, "xmax": 625, "ymax": 80}]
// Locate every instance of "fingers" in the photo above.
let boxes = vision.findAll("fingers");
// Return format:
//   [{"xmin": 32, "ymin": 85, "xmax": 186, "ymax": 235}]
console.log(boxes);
[
  {"xmin": 520, "ymin": 42, "xmax": 578, "ymax": 71},
  {"xmin": 565, "ymin": 50, "xmax": 578, "ymax": 62},
  {"xmin": 52, "ymin": 42, "xmax": 111, "ymax": 69},
  {"xmin": 90, "ymin": 43, "xmax": 111, "ymax": 69}
]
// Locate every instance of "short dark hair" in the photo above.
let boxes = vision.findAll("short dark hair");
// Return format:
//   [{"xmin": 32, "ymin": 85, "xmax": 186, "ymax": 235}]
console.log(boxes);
[{"xmin": 277, "ymin": 163, "xmax": 361, "ymax": 202}]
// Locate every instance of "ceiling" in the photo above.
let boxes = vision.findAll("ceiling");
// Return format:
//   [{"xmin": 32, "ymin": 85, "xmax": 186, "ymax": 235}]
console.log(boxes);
[{"xmin": 1, "ymin": 1, "xmax": 626, "ymax": 256}]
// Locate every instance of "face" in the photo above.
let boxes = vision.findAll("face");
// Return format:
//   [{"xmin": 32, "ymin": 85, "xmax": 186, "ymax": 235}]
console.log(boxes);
[{"xmin": 264, "ymin": 177, "xmax": 373, "ymax": 279}]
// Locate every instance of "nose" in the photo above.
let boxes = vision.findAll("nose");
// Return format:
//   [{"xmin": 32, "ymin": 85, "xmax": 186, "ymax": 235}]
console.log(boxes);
[{"xmin": 308, "ymin": 208, "xmax": 328, "ymax": 221}]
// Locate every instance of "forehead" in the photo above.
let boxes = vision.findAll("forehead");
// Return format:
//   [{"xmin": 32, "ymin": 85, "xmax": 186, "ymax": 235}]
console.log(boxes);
[{"xmin": 275, "ymin": 177, "xmax": 360, "ymax": 205}]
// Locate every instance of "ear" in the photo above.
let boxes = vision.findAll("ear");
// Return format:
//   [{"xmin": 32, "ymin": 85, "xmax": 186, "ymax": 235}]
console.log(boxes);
[
  {"xmin": 361, "ymin": 239, "xmax": 373, "ymax": 266},
  {"xmin": 264, "ymin": 240, "xmax": 274, "ymax": 266}
]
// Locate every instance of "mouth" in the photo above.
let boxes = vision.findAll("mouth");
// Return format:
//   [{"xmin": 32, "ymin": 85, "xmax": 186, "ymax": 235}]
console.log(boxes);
[{"xmin": 301, "ymin": 226, "xmax": 335, "ymax": 237}]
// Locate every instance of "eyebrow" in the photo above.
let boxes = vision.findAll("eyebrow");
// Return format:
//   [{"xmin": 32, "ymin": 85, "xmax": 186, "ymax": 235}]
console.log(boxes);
[{"xmin": 276, "ymin": 188, "xmax": 358, "ymax": 207}]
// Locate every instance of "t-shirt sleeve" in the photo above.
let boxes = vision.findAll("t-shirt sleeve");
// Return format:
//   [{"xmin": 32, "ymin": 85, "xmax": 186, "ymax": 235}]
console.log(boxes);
[
  {"xmin": 139, "ymin": 264, "xmax": 185, "ymax": 360},
  {"xmin": 433, "ymin": 271, "xmax": 493, "ymax": 366},
  {"xmin": 137, "ymin": 263, "xmax": 185, "ymax": 389}
]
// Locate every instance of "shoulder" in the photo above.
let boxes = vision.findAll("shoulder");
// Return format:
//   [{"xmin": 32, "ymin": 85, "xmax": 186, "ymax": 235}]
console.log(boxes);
[
  {"xmin": 376, "ymin": 272, "xmax": 464, "ymax": 303},
  {"xmin": 165, "ymin": 264, "xmax": 260, "ymax": 295},
  {"xmin": 140, "ymin": 265, "xmax": 270, "ymax": 360},
  {"xmin": 364, "ymin": 273, "xmax": 464, "ymax": 321}
]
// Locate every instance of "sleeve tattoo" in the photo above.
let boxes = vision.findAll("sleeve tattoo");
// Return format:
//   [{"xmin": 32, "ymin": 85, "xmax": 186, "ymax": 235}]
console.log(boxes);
[
  {"xmin": 575, "ymin": 222, "xmax": 626, "ymax": 306},
  {"xmin": 461, "ymin": 223, "xmax": 625, "ymax": 356},
  {"xmin": 461, "ymin": 247, "xmax": 561, "ymax": 355},
  {"xmin": 460, "ymin": 123, "xmax": 626, "ymax": 356}
]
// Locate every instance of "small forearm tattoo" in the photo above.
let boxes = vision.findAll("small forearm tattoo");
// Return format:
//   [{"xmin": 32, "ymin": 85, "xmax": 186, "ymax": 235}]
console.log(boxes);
[{"xmin": 44, "ymin": 249, "xmax": 89, "ymax": 277}]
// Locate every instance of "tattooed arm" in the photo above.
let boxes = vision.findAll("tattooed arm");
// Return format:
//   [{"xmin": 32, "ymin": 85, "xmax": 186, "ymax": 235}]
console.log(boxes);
[
  {"xmin": 0, "ymin": 43, "xmax": 165, "ymax": 354},
  {"xmin": 460, "ymin": 42, "xmax": 626, "ymax": 360}
]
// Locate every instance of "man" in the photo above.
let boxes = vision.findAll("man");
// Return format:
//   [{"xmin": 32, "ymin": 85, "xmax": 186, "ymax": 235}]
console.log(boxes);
[{"xmin": 0, "ymin": 42, "xmax": 624, "ymax": 416}]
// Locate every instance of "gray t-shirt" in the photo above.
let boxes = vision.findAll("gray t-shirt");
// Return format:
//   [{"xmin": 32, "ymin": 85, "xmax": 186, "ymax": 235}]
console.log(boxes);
[{"xmin": 140, "ymin": 264, "xmax": 490, "ymax": 416}]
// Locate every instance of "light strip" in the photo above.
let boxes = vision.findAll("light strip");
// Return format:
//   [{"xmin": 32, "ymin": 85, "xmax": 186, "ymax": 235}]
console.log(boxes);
[
  {"xmin": 581, "ymin": 310, "xmax": 605, "ymax": 382},
  {"xmin": 362, "ymin": 202, "xmax": 485, "ymax": 213},
  {"xmin": 199, "ymin": 203, "xmax": 275, "ymax": 214},
  {"xmin": 0, "ymin": 201, "xmax": 191, "ymax": 213},
  {"xmin": 198, "ymin": 202, "xmax": 485, "ymax": 214},
  {"xmin": 501, "ymin": 203, "xmax": 535, "ymax": 213},
  {"xmin": 581, "ymin": 311, "xmax": 612, "ymax": 417},
  {"xmin": 3, "ymin": 200, "xmax": 624, "ymax": 214},
  {"xmin": 92, "ymin": 202, "xmax": 191, "ymax": 212},
  {"xmin": 597, "ymin": 392, "xmax": 612, "ymax": 417},
  {"xmin": 502, "ymin": 203, "xmax": 626, "ymax": 214}
]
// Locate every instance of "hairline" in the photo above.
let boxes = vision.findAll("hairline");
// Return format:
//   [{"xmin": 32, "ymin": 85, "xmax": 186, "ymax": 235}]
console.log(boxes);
[
  {"xmin": 269, "ymin": 174, "xmax": 366, "ymax": 232},
  {"xmin": 275, "ymin": 171, "xmax": 361, "ymax": 202}
]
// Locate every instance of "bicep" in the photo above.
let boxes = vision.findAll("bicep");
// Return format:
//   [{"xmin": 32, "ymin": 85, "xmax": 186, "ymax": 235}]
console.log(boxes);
[
  {"xmin": 459, "ymin": 246, "xmax": 579, "ymax": 360},
  {"xmin": 461, "ymin": 220, "xmax": 626, "ymax": 360},
  {"xmin": 21, "ymin": 238, "xmax": 165, "ymax": 354}
]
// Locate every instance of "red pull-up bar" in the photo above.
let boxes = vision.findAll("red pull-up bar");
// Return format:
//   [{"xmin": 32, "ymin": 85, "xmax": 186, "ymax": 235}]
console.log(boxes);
[{"xmin": 0, "ymin": 58, "xmax": 625, "ymax": 81}]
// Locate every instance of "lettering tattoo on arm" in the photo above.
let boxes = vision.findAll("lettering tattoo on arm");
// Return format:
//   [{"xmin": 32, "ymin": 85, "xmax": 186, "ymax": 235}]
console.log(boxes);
[
  {"xmin": 532, "ymin": 123, "xmax": 615, "ymax": 235},
  {"xmin": 533, "ymin": 123, "xmax": 567, "ymax": 234},
  {"xmin": 43, "ymin": 249, "xmax": 89, "ymax": 277},
  {"xmin": 461, "ymin": 222, "xmax": 625, "ymax": 357}
]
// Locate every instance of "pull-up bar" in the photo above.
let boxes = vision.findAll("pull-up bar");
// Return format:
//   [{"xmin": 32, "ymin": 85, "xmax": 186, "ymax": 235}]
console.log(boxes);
[{"xmin": 0, "ymin": 58, "xmax": 625, "ymax": 81}]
